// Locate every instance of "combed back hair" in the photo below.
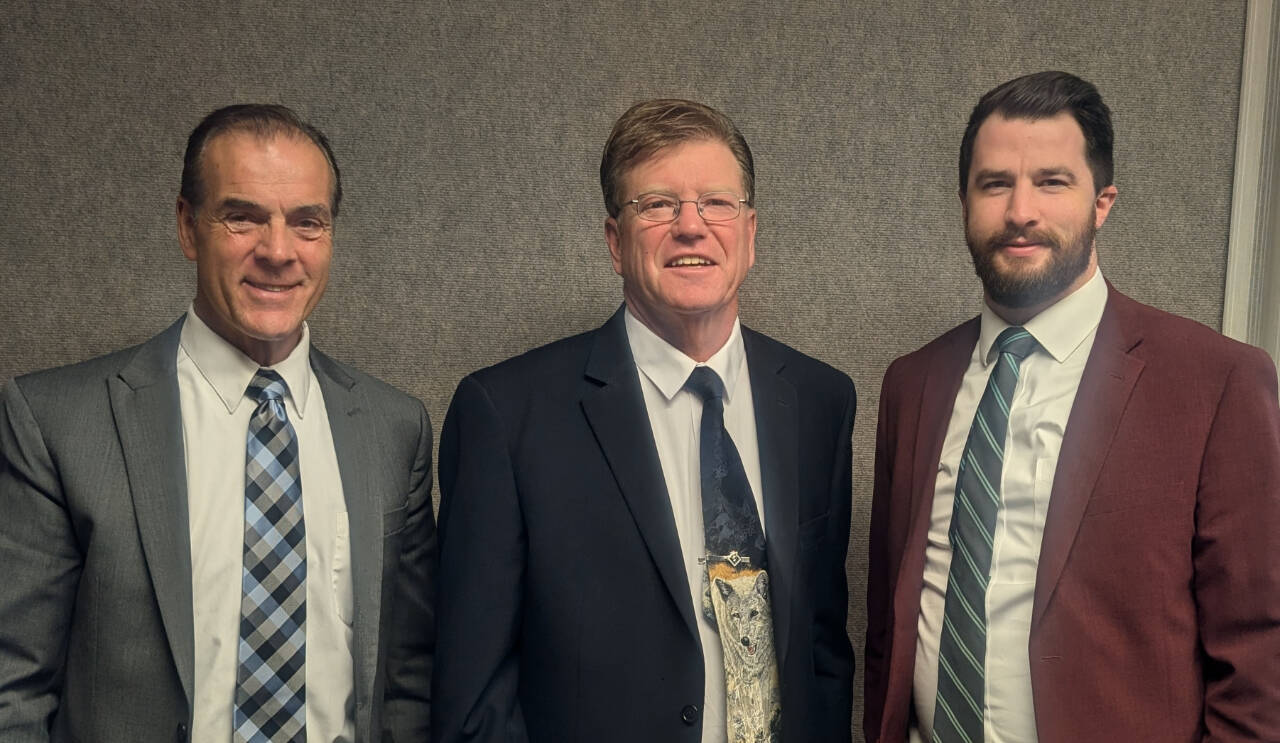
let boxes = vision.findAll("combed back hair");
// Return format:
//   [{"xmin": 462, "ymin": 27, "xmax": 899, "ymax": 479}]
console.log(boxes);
[
  {"xmin": 600, "ymin": 99, "xmax": 755, "ymax": 218},
  {"xmin": 959, "ymin": 71, "xmax": 1114, "ymax": 195},
  {"xmin": 180, "ymin": 103, "xmax": 343, "ymax": 216}
]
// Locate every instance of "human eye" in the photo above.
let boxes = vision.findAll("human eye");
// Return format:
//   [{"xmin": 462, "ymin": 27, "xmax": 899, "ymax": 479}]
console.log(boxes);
[
  {"xmin": 221, "ymin": 212, "xmax": 259, "ymax": 233},
  {"xmin": 288, "ymin": 206, "xmax": 332, "ymax": 238},
  {"xmin": 635, "ymin": 194, "xmax": 678, "ymax": 220},
  {"xmin": 699, "ymin": 193, "xmax": 741, "ymax": 220},
  {"xmin": 638, "ymin": 195, "xmax": 676, "ymax": 211},
  {"xmin": 293, "ymin": 218, "xmax": 329, "ymax": 239}
]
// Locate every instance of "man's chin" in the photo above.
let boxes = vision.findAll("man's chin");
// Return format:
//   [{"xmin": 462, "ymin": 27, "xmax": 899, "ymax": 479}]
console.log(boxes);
[{"xmin": 976, "ymin": 264, "xmax": 1061, "ymax": 308}]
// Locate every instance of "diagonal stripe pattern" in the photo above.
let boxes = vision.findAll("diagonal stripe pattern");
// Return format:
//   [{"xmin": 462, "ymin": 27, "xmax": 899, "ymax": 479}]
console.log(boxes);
[
  {"xmin": 235, "ymin": 369, "xmax": 306, "ymax": 743},
  {"xmin": 933, "ymin": 327, "xmax": 1036, "ymax": 743}
]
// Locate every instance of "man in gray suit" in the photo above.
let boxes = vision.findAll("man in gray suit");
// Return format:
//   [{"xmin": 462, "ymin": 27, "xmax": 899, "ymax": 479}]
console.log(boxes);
[{"xmin": 0, "ymin": 105, "xmax": 435, "ymax": 742}]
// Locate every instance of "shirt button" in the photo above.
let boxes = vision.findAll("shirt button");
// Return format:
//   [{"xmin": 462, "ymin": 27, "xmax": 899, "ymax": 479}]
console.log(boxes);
[{"xmin": 681, "ymin": 704, "xmax": 699, "ymax": 725}]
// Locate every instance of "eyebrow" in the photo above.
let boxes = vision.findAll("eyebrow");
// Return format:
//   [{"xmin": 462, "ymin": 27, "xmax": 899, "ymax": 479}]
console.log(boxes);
[
  {"xmin": 212, "ymin": 198, "xmax": 331, "ymax": 220},
  {"xmin": 288, "ymin": 204, "xmax": 333, "ymax": 220},
  {"xmin": 634, "ymin": 187, "xmax": 741, "ymax": 197},
  {"xmin": 214, "ymin": 198, "xmax": 266, "ymax": 213},
  {"xmin": 972, "ymin": 168, "xmax": 1012, "ymax": 183},
  {"xmin": 972, "ymin": 167, "xmax": 1079, "ymax": 183},
  {"xmin": 1033, "ymin": 167, "xmax": 1078, "ymax": 182}
]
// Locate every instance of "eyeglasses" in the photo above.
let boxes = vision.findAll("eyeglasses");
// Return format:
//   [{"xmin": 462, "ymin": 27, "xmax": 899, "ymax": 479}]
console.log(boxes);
[{"xmin": 623, "ymin": 192, "xmax": 748, "ymax": 223}]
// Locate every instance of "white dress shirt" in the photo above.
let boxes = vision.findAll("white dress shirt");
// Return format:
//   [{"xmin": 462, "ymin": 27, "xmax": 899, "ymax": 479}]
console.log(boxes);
[
  {"xmin": 911, "ymin": 270, "xmax": 1108, "ymax": 743},
  {"xmin": 177, "ymin": 308, "xmax": 354, "ymax": 743},
  {"xmin": 625, "ymin": 309, "xmax": 765, "ymax": 743}
]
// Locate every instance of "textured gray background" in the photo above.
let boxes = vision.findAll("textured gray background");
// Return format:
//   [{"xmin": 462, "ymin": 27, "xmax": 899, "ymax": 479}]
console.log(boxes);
[{"xmin": 0, "ymin": 1, "xmax": 1246, "ymax": 737}]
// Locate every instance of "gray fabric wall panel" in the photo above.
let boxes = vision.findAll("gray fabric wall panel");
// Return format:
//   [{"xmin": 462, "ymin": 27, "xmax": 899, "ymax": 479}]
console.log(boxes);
[{"xmin": 0, "ymin": 1, "xmax": 1247, "ymax": 738}]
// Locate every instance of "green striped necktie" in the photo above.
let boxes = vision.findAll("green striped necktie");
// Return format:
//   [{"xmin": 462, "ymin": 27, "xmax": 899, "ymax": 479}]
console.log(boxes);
[{"xmin": 932, "ymin": 326, "xmax": 1037, "ymax": 743}]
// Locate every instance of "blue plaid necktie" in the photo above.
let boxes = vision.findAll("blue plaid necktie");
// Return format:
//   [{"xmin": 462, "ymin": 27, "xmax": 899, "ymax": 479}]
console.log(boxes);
[
  {"xmin": 932, "ymin": 327, "xmax": 1037, "ymax": 743},
  {"xmin": 235, "ymin": 369, "xmax": 306, "ymax": 743}
]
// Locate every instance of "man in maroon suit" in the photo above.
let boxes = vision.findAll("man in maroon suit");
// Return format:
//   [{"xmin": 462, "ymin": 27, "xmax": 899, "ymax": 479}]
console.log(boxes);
[{"xmin": 864, "ymin": 70, "xmax": 1280, "ymax": 743}]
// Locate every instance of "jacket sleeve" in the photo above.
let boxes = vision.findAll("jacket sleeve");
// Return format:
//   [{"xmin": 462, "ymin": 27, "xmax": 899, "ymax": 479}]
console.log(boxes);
[
  {"xmin": 380, "ymin": 398, "xmax": 437, "ymax": 741},
  {"xmin": 863, "ymin": 359, "xmax": 902, "ymax": 743},
  {"xmin": 0, "ymin": 380, "xmax": 78, "ymax": 743},
  {"xmin": 431, "ymin": 375, "xmax": 529, "ymax": 743},
  {"xmin": 812, "ymin": 379, "xmax": 857, "ymax": 742},
  {"xmin": 1194, "ymin": 346, "xmax": 1280, "ymax": 741}
]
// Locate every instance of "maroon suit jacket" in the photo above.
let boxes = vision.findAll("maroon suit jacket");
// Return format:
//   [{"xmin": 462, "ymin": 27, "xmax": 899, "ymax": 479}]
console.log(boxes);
[{"xmin": 863, "ymin": 285, "xmax": 1280, "ymax": 742}]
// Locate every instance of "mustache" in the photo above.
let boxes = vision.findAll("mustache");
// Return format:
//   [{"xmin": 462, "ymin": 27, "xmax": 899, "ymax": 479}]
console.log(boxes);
[{"xmin": 980, "ymin": 226, "xmax": 1062, "ymax": 251}]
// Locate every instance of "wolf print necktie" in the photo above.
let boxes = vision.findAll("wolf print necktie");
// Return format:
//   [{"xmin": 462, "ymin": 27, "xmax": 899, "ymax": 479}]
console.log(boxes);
[
  {"xmin": 932, "ymin": 327, "xmax": 1037, "ymax": 743},
  {"xmin": 235, "ymin": 369, "xmax": 306, "ymax": 743},
  {"xmin": 685, "ymin": 366, "xmax": 780, "ymax": 743}
]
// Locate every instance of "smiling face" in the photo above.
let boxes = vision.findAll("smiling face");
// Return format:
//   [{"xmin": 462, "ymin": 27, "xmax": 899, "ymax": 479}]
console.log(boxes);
[
  {"xmin": 178, "ymin": 131, "xmax": 334, "ymax": 366},
  {"xmin": 604, "ymin": 138, "xmax": 756, "ymax": 356},
  {"xmin": 962, "ymin": 112, "xmax": 1117, "ymax": 321}
]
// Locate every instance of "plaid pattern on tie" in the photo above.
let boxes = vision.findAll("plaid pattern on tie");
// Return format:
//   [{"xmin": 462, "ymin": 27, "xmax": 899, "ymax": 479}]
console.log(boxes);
[
  {"xmin": 933, "ymin": 327, "xmax": 1036, "ymax": 743},
  {"xmin": 235, "ymin": 369, "xmax": 306, "ymax": 743}
]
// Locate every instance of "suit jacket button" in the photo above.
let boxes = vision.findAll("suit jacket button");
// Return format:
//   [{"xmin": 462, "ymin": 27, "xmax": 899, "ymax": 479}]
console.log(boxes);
[
  {"xmin": 175, "ymin": 723, "xmax": 188, "ymax": 742},
  {"xmin": 681, "ymin": 705, "xmax": 699, "ymax": 725}
]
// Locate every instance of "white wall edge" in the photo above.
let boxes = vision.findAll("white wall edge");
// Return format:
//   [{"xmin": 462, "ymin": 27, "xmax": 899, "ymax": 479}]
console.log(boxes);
[{"xmin": 1224, "ymin": 0, "xmax": 1274, "ymax": 341}]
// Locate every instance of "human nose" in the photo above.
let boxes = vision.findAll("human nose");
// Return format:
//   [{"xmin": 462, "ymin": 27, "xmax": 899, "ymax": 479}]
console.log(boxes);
[
  {"xmin": 1005, "ymin": 183, "xmax": 1039, "ymax": 228},
  {"xmin": 254, "ymin": 219, "xmax": 295, "ymax": 264},
  {"xmin": 671, "ymin": 199, "xmax": 708, "ymax": 237}
]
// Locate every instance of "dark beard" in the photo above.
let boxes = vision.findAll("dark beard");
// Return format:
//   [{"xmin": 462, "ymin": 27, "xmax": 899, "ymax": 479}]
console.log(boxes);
[{"xmin": 967, "ymin": 219, "xmax": 1095, "ymax": 309}]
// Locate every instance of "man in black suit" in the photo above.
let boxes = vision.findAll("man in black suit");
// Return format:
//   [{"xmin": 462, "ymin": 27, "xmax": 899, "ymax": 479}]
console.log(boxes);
[{"xmin": 432, "ymin": 99, "xmax": 856, "ymax": 743}]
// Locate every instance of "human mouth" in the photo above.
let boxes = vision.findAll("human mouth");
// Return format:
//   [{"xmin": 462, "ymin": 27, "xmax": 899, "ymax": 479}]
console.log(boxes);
[
  {"xmin": 987, "ymin": 228, "xmax": 1058, "ymax": 257},
  {"xmin": 666, "ymin": 256, "xmax": 714, "ymax": 267},
  {"xmin": 1000, "ymin": 241, "xmax": 1045, "ymax": 257},
  {"xmin": 244, "ymin": 279, "xmax": 300, "ymax": 295}
]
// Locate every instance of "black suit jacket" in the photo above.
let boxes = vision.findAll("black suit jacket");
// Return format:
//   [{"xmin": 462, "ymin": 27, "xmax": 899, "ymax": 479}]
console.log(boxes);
[{"xmin": 432, "ymin": 308, "xmax": 856, "ymax": 743}]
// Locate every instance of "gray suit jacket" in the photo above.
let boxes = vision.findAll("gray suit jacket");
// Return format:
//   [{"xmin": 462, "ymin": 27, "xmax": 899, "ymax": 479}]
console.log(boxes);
[{"xmin": 0, "ymin": 318, "xmax": 436, "ymax": 743}]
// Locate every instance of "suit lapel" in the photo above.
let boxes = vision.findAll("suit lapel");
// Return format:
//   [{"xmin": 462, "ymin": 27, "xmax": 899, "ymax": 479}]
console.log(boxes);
[
  {"xmin": 742, "ymin": 329, "xmax": 800, "ymax": 670},
  {"xmin": 580, "ymin": 309, "xmax": 699, "ymax": 639},
  {"xmin": 111, "ymin": 318, "xmax": 195, "ymax": 705},
  {"xmin": 1032, "ymin": 290, "xmax": 1144, "ymax": 627},
  {"xmin": 312, "ymin": 352, "xmax": 379, "ymax": 737},
  {"xmin": 894, "ymin": 322, "xmax": 976, "ymax": 626}
]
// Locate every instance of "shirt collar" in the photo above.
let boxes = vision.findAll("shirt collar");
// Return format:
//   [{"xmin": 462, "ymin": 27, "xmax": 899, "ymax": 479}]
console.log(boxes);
[
  {"xmin": 179, "ymin": 304, "xmax": 314, "ymax": 417},
  {"xmin": 624, "ymin": 307, "xmax": 747, "ymax": 403},
  {"xmin": 978, "ymin": 268, "xmax": 1108, "ymax": 366}
]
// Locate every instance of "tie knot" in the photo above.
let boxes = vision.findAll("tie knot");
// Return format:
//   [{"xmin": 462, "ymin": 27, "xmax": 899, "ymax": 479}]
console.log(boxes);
[
  {"xmin": 247, "ymin": 369, "xmax": 289, "ymax": 403},
  {"xmin": 996, "ymin": 327, "xmax": 1037, "ymax": 360},
  {"xmin": 684, "ymin": 366, "xmax": 726, "ymax": 403}
]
